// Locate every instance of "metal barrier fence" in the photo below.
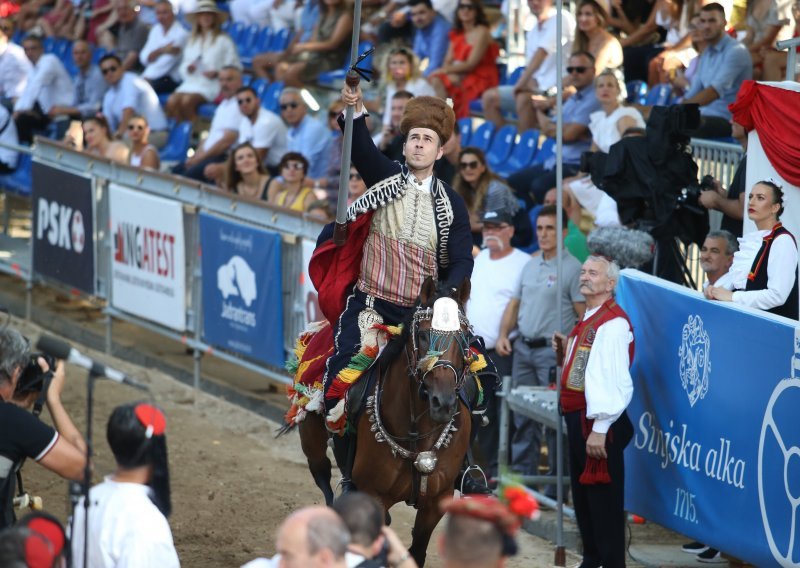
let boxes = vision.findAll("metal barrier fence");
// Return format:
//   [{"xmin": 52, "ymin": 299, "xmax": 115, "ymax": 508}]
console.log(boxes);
[
  {"xmin": 0, "ymin": 138, "xmax": 326, "ymax": 390},
  {"xmin": 0, "ymin": 136, "xmax": 745, "ymax": 394}
]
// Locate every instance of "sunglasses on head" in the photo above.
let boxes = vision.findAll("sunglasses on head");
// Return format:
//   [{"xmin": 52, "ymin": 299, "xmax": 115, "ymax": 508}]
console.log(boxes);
[
  {"xmin": 101, "ymin": 66, "xmax": 119, "ymax": 75},
  {"xmin": 566, "ymin": 66, "xmax": 588, "ymax": 74},
  {"xmin": 280, "ymin": 102, "xmax": 300, "ymax": 111},
  {"xmin": 237, "ymin": 97, "xmax": 253, "ymax": 105},
  {"xmin": 283, "ymin": 161, "xmax": 304, "ymax": 170},
  {"xmin": 459, "ymin": 160, "xmax": 480, "ymax": 170}
]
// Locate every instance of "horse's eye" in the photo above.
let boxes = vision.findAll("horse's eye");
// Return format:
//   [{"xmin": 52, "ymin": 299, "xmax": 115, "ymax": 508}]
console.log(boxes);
[{"xmin": 417, "ymin": 330, "xmax": 430, "ymax": 351}]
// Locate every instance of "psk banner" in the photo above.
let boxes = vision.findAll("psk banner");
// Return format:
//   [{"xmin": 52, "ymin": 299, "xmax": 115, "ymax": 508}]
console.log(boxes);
[
  {"xmin": 109, "ymin": 184, "xmax": 186, "ymax": 331},
  {"xmin": 32, "ymin": 163, "xmax": 95, "ymax": 294},
  {"xmin": 617, "ymin": 270, "xmax": 800, "ymax": 567},
  {"xmin": 302, "ymin": 239, "xmax": 322, "ymax": 326},
  {"xmin": 199, "ymin": 213, "xmax": 284, "ymax": 368}
]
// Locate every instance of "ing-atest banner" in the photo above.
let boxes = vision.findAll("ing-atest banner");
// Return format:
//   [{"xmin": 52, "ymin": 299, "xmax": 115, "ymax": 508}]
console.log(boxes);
[
  {"xmin": 32, "ymin": 163, "xmax": 95, "ymax": 294},
  {"xmin": 617, "ymin": 270, "xmax": 800, "ymax": 567},
  {"xmin": 109, "ymin": 184, "xmax": 186, "ymax": 331},
  {"xmin": 199, "ymin": 213, "xmax": 284, "ymax": 367}
]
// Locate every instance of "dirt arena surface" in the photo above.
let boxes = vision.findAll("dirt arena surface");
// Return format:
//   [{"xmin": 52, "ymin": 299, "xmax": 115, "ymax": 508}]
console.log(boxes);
[{"xmin": 13, "ymin": 316, "xmax": 594, "ymax": 568}]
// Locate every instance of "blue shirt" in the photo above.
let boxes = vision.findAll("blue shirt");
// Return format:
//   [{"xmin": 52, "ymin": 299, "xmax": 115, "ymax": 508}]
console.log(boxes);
[
  {"xmin": 73, "ymin": 64, "xmax": 106, "ymax": 117},
  {"xmin": 684, "ymin": 34, "xmax": 752, "ymax": 120},
  {"xmin": 413, "ymin": 14, "xmax": 451, "ymax": 77},
  {"xmin": 288, "ymin": 115, "xmax": 330, "ymax": 179},
  {"xmin": 299, "ymin": 2, "xmax": 321, "ymax": 43},
  {"xmin": 552, "ymin": 84, "xmax": 600, "ymax": 166}
]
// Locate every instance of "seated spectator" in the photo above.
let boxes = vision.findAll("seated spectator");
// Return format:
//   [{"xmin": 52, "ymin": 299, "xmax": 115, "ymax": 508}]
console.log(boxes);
[
  {"xmin": 266, "ymin": 152, "xmax": 316, "ymax": 211},
  {"xmin": 139, "ymin": 0, "xmax": 189, "ymax": 95},
  {"xmin": 619, "ymin": 0, "xmax": 688, "ymax": 83},
  {"xmin": 379, "ymin": 47, "xmax": 436, "ymax": 125},
  {"xmin": 332, "ymin": 492, "xmax": 418, "ymax": 568},
  {"xmin": 165, "ymin": 0, "xmax": 239, "ymax": 122},
  {"xmin": 47, "ymin": 40, "xmax": 107, "ymax": 121},
  {"xmin": 348, "ymin": 165, "xmax": 366, "ymax": 204},
  {"xmin": 13, "ymin": 34, "xmax": 74, "ymax": 145},
  {"xmin": 429, "ymin": 0, "xmax": 499, "ymax": 118},
  {"xmin": 452, "ymin": 146, "xmax": 531, "ymax": 249},
  {"xmin": 681, "ymin": 2, "xmax": 752, "ymax": 138},
  {"xmin": 742, "ymin": 0, "xmax": 793, "ymax": 72},
  {"xmin": 587, "ymin": 69, "xmax": 645, "ymax": 152},
  {"xmin": 0, "ymin": 21, "xmax": 32, "ymax": 107},
  {"xmin": 275, "ymin": 0, "xmax": 353, "ymax": 88},
  {"xmin": 224, "ymin": 142, "xmax": 271, "ymax": 198},
  {"xmin": 434, "ymin": 126, "xmax": 461, "ymax": 185},
  {"xmin": 81, "ymin": 115, "xmax": 129, "ymax": 163},
  {"xmin": 481, "ymin": 0, "xmax": 575, "ymax": 130},
  {"xmin": 251, "ymin": 0, "xmax": 320, "ymax": 80},
  {"xmin": 540, "ymin": 187, "xmax": 590, "ymax": 261},
  {"xmin": 127, "ymin": 114, "xmax": 160, "ymax": 169},
  {"xmin": 508, "ymin": 51, "xmax": 600, "ymax": 209},
  {"xmin": 172, "ymin": 65, "xmax": 243, "ymax": 182},
  {"xmin": 204, "ymin": 85, "xmax": 288, "ymax": 184},
  {"xmin": 37, "ymin": 0, "xmax": 79, "ymax": 39},
  {"xmin": 71, "ymin": 403, "xmax": 180, "ymax": 568},
  {"xmin": 307, "ymin": 199, "xmax": 335, "ymax": 222},
  {"xmin": 77, "ymin": 0, "xmax": 116, "ymax": 45},
  {"xmin": 0, "ymin": 104, "xmax": 19, "ymax": 173},
  {"xmin": 647, "ymin": 9, "xmax": 700, "ymax": 87},
  {"xmin": 572, "ymin": 0, "xmax": 624, "ymax": 78},
  {"xmin": 99, "ymin": 53, "xmax": 168, "ymax": 144},
  {"xmin": 410, "ymin": 0, "xmax": 452, "ymax": 77},
  {"xmin": 96, "ymin": 0, "xmax": 151, "ymax": 72},
  {"xmin": 762, "ymin": 0, "xmax": 800, "ymax": 81},
  {"xmin": 376, "ymin": 90, "xmax": 414, "ymax": 162},
  {"xmin": 280, "ymin": 87, "xmax": 330, "ymax": 181}
]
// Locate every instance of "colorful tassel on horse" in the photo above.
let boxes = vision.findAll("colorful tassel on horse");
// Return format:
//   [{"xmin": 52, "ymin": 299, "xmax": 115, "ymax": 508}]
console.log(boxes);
[{"xmin": 468, "ymin": 349, "xmax": 488, "ymax": 373}]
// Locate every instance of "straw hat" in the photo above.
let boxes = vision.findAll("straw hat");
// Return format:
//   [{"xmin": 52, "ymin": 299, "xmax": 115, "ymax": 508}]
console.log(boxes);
[{"xmin": 186, "ymin": 0, "xmax": 228, "ymax": 24}]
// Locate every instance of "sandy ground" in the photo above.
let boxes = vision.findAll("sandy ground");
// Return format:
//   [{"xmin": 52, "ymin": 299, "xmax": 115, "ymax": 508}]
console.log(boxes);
[{"xmin": 13, "ymin": 315, "xmax": 585, "ymax": 568}]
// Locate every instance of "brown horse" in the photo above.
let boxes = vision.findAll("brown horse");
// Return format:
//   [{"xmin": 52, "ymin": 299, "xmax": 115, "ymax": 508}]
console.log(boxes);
[{"xmin": 297, "ymin": 277, "xmax": 474, "ymax": 567}]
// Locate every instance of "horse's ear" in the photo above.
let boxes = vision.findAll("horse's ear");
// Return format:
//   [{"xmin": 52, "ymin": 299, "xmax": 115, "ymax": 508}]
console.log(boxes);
[
  {"xmin": 458, "ymin": 277, "xmax": 471, "ymax": 307},
  {"xmin": 420, "ymin": 276, "xmax": 436, "ymax": 305}
]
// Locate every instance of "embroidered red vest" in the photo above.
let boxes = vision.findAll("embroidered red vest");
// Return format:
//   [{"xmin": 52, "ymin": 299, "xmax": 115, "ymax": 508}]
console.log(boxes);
[{"xmin": 560, "ymin": 298, "xmax": 634, "ymax": 414}]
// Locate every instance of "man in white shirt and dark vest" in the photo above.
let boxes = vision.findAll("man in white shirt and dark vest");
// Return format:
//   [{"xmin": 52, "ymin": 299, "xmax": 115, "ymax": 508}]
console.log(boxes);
[{"xmin": 554, "ymin": 254, "xmax": 634, "ymax": 568}]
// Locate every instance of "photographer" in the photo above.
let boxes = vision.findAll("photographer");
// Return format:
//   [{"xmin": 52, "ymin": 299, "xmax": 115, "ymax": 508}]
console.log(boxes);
[{"xmin": 0, "ymin": 327, "xmax": 87, "ymax": 530}]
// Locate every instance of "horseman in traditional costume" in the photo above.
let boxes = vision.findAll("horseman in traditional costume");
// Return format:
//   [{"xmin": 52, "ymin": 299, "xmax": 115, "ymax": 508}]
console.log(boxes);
[{"xmin": 297, "ymin": 84, "xmax": 487, "ymax": 492}]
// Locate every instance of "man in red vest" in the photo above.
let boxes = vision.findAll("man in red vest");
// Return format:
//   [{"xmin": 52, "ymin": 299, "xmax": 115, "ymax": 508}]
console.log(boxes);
[{"xmin": 554, "ymin": 255, "xmax": 634, "ymax": 568}]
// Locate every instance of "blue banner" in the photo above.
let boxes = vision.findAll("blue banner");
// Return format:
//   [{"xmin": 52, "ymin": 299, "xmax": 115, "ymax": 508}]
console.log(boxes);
[
  {"xmin": 199, "ymin": 213, "xmax": 284, "ymax": 367},
  {"xmin": 617, "ymin": 271, "xmax": 800, "ymax": 567}
]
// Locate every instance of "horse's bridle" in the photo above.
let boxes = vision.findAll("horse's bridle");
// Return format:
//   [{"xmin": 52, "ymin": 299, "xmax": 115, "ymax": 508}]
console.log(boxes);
[{"xmin": 408, "ymin": 306, "xmax": 473, "ymax": 391}]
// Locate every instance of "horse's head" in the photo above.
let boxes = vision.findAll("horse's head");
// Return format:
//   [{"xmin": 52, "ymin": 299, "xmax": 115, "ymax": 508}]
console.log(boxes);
[{"xmin": 411, "ymin": 277, "xmax": 472, "ymax": 424}]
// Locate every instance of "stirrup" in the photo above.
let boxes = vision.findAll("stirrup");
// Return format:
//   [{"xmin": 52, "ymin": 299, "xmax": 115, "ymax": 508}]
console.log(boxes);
[{"xmin": 459, "ymin": 465, "xmax": 491, "ymax": 495}]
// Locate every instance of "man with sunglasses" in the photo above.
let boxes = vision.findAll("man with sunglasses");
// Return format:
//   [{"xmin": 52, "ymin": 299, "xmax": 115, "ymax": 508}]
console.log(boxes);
[
  {"xmin": 507, "ymin": 51, "xmax": 599, "ymax": 210},
  {"xmin": 0, "ymin": 327, "xmax": 86, "ymax": 531},
  {"xmin": 99, "ymin": 53, "xmax": 167, "ymax": 145},
  {"xmin": 279, "ymin": 87, "xmax": 330, "ymax": 181},
  {"xmin": 172, "ymin": 65, "xmax": 243, "ymax": 182},
  {"xmin": 308, "ymin": 85, "xmax": 473, "ymax": 492}
]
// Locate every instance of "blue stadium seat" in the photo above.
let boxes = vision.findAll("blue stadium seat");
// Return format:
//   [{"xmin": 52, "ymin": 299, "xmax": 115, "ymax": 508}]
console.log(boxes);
[
  {"xmin": 241, "ymin": 26, "xmax": 273, "ymax": 68},
  {"xmin": 261, "ymin": 81, "xmax": 284, "ymax": 113},
  {"xmin": 43, "ymin": 36, "xmax": 56, "ymax": 53},
  {"xmin": 469, "ymin": 121, "xmax": 495, "ymax": 152},
  {"xmin": 91, "ymin": 46, "xmax": 107, "ymax": 65},
  {"xmin": 457, "ymin": 117, "xmax": 472, "ymax": 145},
  {"xmin": 485, "ymin": 125, "xmax": 517, "ymax": 169},
  {"xmin": 197, "ymin": 103, "xmax": 217, "ymax": 120},
  {"xmin": 251, "ymin": 77, "xmax": 269, "ymax": 100},
  {"xmin": 530, "ymin": 137, "xmax": 555, "ymax": 166},
  {"xmin": 269, "ymin": 28, "xmax": 292, "ymax": 51},
  {"xmin": 317, "ymin": 41, "xmax": 374, "ymax": 88},
  {"xmin": 226, "ymin": 21, "xmax": 246, "ymax": 44},
  {"xmin": 494, "ymin": 129, "xmax": 539, "ymax": 177},
  {"xmin": 645, "ymin": 83, "xmax": 673, "ymax": 106},
  {"xmin": 505, "ymin": 66, "xmax": 524, "ymax": 86},
  {"xmin": 236, "ymin": 24, "xmax": 260, "ymax": 59},
  {"xmin": 626, "ymin": 80, "xmax": 648, "ymax": 105},
  {"xmin": 0, "ymin": 153, "xmax": 33, "ymax": 197},
  {"xmin": 159, "ymin": 121, "xmax": 193, "ymax": 164}
]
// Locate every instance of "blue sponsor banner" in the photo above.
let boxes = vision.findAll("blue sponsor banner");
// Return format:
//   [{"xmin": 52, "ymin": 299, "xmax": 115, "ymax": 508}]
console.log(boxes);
[
  {"xmin": 200, "ymin": 213, "xmax": 284, "ymax": 367},
  {"xmin": 617, "ymin": 270, "xmax": 800, "ymax": 567}
]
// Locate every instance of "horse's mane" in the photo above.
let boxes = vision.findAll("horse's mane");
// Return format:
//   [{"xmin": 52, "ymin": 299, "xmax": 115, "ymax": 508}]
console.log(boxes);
[{"xmin": 376, "ymin": 284, "xmax": 463, "ymax": 366}]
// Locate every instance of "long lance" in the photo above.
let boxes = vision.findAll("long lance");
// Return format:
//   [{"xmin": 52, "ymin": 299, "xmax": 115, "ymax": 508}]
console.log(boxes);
[{"xmin": 333, "ymin": 0, "xmax": 369, "ymax": 246}]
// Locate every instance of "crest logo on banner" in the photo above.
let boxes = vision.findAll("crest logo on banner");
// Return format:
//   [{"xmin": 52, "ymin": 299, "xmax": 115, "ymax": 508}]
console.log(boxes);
[
  {"xmin": 217, "ymin": 256, "xmax": 257, "ymax": 308},
  {"xmin": 678, "ymin": 315, "xmax": 710, "ymax": 407},
  {"xmin": 757, "ymin": 329, "xmax": 800, "ymax": 568}
]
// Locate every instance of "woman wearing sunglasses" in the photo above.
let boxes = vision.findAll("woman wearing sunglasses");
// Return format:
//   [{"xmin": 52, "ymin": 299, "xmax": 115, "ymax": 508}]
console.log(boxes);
[
  {"xmin": 267, "ymin": 151, "xmax": 316, "ymax": 212},
  {"xmin": 452, "ymin": 146, "xmax": 531, "ymax": 248},
  {"xmin": 127, "ymin": 115, "xmax": 160, "ymax": 170},
  {"xmin": 428, "ymin": 0, "xmax": 499, "ymax": 118}
]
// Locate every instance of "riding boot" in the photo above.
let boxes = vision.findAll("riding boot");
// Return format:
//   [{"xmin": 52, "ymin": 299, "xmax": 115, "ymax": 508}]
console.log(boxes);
[{"xmin": 332, "ymin": 434, "xmax": 357, "ymax": 493}]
